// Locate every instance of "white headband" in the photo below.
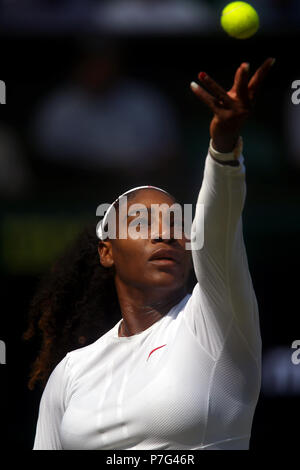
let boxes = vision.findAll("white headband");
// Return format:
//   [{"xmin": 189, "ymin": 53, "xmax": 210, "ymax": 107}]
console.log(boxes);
[{"xmin": 96, "ymin": 185, "xmax": 171, "ymax": 240}]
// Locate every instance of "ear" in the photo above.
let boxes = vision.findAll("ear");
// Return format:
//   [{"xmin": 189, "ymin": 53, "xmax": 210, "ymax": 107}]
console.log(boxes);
[{"xmin": 98, "ymin": 240, "xmax": 114, "ymax": 268}]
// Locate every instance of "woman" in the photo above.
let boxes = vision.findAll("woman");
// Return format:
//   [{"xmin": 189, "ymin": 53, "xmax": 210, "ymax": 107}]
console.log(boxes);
[{"xmin": 27, "ymin": 58, "xmax": 275, "ymax": 449}]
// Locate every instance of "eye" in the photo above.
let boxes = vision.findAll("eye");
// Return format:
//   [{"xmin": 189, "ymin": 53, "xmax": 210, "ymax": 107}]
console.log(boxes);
[
  {"xmin": 131, "ymin": 217, "xmax": 148, "ymax": 226},
  {"xmin": 171, "ymin": 219, "xmax": 184, "ymax": 228}
]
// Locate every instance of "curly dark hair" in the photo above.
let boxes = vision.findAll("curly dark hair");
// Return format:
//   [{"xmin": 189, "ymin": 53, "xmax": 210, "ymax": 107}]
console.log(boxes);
[{"xmin": 23, "ymin": 223, "xmax": 121, "ymax": 391}]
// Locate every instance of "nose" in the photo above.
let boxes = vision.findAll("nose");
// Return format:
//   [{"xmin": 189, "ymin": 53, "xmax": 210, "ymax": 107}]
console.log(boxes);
[
  {"xmin": 152, "ymin": 234, "xmax": 174, "ymax": 244},
  {"xmin": 151, "ymin": 213, "xmax": 175, "ymax": 244}
]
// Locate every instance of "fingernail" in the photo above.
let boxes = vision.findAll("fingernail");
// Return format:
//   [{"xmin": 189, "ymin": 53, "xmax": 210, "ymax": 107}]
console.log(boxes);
[
  {"xmin": 199, "ymin": 72, "xmax": 207, "ymax": 81},
  {"xmin": 243, "ymin": 63, "xmax": 250, "ymax": 71},
  {"xmin": 270, "ymin": 58, "xmax": 276, "ymax": 66},
  {"xmin": 190, "ymin": 81, "xmax": 199, "ymax": 91}
]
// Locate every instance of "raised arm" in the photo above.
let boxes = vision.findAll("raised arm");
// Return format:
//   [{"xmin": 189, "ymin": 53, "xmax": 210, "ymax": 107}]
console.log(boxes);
[{"xmin": 185, "ymin": 58, "xmax": 275, "ymax": 360}]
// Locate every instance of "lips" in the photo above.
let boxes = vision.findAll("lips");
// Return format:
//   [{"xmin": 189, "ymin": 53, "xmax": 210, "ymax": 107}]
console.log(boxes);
[{"xmin": 149, "ymin": 248, "xmax": 181, "ymax": 264}]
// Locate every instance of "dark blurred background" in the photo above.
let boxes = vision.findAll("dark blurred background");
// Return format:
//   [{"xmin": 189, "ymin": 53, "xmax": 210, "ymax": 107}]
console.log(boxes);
[{"xmin": 0, "ymin": 0, "xmax": 299, "ymax": 451}]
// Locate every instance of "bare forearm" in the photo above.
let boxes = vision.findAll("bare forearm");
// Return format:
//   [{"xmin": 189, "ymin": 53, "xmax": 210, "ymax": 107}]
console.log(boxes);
[{"xmin": 210, "ymin": 119, "xmax": 241, "ymax": 154}]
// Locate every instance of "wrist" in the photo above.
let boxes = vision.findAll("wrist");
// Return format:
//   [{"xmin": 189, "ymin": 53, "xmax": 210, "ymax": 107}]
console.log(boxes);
[
  {"xmin": 211, "ymin": 135, "xmax": 240, "ymax": 153},
  {"xmin": 210, "ymin": 117, "xmax": 242, "ymax": 153},
  {"xmin": 209, "ymin": 136, "xmax": 243, "ymax": 163}
]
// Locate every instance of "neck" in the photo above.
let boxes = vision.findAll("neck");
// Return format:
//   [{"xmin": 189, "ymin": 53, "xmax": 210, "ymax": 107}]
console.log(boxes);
[{"xmin": 116, "ymin": 283, "xmax": 188, "ymax": 337}]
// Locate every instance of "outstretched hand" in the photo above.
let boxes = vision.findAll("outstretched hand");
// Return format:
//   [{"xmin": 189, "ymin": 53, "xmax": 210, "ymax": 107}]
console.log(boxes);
[{"xmin": 190, "ymin": 58, "xmax": 275, "ymax": 153}]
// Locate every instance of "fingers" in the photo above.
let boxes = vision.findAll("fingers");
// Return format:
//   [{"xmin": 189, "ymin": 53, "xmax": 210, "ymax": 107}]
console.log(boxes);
[
  {"xmin": 232, "ymin": 62, "xmax": 250, "ymax": 103},
  {"xmin": 190, "ymin": 57, "xmax": 275, "ymax": 113},
  {"xmin": 197, "ymin": 72, "xmax": 232, "ymax": 107},
  {"xmin": 248, "ymin": 57, "xmax": 275, "ymax": 100},
  {"xmin": 190, "ymin": 81, "xmax": 219, "ymax": 112}
]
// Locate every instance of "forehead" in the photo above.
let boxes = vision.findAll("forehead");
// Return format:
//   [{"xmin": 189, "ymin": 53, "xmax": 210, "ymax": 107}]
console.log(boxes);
[
  {"xmin": 126, "ymin": 188, "xmax": 176, "ymax": 206},
  {"xmin": 112, "ymin": 189, "xmax": 178, "ymax": 226},
  {"xmin": 109, "ymin": 189, "xmax": 181, "ymax": 238},
  {"xmin": 112, "ymin": 189, "xmax": 177, "ymax": 226}
]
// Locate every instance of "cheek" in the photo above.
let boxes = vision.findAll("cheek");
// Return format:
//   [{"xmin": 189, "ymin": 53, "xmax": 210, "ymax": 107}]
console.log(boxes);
[
  {"xmin": 182, "ymin": 252, "xmax": 193, "ymax": 278},
  {"xmin": 178, "ymin": 239, "xmax": 192, "ymax": 267},
  {"xmin": 113, "ymin": 242, "xmax": 147, "ymax": 280}
]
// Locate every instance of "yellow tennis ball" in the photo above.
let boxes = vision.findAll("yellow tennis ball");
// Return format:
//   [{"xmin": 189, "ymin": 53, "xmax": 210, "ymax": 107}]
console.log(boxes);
[{"xmin": 221, "ymin": 2, "xmax": 259, "ymax": 39}]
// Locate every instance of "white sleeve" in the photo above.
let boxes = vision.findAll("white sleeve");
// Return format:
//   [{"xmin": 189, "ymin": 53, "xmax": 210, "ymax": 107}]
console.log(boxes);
[
  {"xmin": 184, "ymin": 144, "xmax": 261, "ymax": 361},
  {"xmin": 33, "ymin": 354, "xmax": 70, "ymax": 450}
]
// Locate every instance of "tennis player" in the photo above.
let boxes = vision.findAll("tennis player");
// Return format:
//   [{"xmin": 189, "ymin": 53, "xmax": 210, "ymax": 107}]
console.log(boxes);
[{"xmin": 30, "ymin": 58, "xmax": 274, "ymax": 450}]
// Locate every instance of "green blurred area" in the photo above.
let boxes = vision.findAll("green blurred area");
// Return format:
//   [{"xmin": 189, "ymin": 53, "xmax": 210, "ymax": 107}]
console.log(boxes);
[{"xmin": 0, "ymin": 212, "xmax": 93, "ymax": 274}]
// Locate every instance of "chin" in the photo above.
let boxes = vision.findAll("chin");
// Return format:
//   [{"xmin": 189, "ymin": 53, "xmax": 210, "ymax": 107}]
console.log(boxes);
[{"xmin": 149, "ymin": 271, "xmax": 183, "ymax": 287}]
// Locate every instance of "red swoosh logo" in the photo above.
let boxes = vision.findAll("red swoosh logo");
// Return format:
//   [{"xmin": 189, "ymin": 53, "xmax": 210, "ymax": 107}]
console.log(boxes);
[{"xmin": 147, "ymin": 344, "xmax": 167, "ymax": 361}]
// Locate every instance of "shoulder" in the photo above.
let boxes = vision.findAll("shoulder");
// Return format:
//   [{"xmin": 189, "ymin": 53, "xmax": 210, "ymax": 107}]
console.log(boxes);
[
  {"xmin": 43, "ymin": 327, "xmax": 117, "ymax": 405},
  {"xmin": 64, "ymin": 323, "xmax": 119, "ymax": 372}
]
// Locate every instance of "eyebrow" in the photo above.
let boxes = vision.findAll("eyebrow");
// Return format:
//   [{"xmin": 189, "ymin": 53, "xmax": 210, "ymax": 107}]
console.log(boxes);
[{"xmin": 124, "ymin": 205, "xmax": 177, "ymax": 221}]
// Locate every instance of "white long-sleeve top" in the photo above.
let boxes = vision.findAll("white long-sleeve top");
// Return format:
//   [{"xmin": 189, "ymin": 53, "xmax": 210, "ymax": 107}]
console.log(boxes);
[{"xmin": 33, "ymin": 144, "xmax": 261, "ymax": 450}]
